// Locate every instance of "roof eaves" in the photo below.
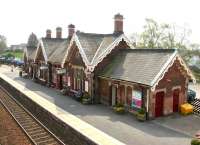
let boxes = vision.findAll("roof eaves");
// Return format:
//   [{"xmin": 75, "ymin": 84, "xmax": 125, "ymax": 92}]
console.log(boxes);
[
  {"xmin": 34, "ymin": 39, "xmax": 48, "ymax": 64},
  {"xmin": 150, "ymin": 50, "xmax": 178, "ymax": 90},
  {"xmin": 90, "ymin": 34, "xmax": 135, "ymax": 71}
]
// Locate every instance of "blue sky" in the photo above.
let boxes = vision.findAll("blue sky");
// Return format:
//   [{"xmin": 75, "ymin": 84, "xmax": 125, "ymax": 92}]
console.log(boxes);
[{"xmin": 0, "ymin": 0, "xmax": 200, "ymax": 46}]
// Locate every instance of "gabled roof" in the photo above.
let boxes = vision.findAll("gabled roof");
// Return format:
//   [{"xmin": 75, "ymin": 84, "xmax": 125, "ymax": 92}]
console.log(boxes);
[
  {"xmin": 62, "ymin": 32, "xmax": 134, "ymax": 71},
  {"xmin": 24, "ymin": 33, "xmax": 38, "ymax": 61},
  {"xmin": 98, "ymin": 49, "xmax": 195, "ymax": 89},
  {"xmin": 34, "ymin": 38, "xmax": 67, "ymax": 64},
  {"xmin": 48, "ymin": 39, "xmax": 70, "ymax": 63}
]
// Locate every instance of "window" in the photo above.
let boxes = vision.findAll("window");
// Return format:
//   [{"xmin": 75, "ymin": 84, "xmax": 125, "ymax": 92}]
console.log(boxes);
[
  {"xmin": 77, "ymin": 79, "xmax": 81, "ymax": 90},
  {"xmin": 131, "ymin": 90, "xmax": 142, "ymax": 109}
]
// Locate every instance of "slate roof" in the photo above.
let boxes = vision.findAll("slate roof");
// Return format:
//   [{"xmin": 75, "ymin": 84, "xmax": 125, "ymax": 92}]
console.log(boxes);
[
  {"xmin": 41, "ymin": 38, "xmax": 67, "ymax": 59},
  {"xmin": 27, "ymin": 47, "xmax": 37, "ymax": 60},
  {"xmin": 99, "ymin": 49, "xmax": 176, "ymax": 86},
  {"xmin": 48, "ymin": 39, "xmax": 70, "ymax": 63},
  {"xmin": 76, "ymin": 32, "xmax": 119, "ymax": 62}
]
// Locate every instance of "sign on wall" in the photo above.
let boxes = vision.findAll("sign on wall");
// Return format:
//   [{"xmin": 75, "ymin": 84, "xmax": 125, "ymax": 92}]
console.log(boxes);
[
  {"xmin": 131, "ymin": 90, "xmax": 142, "ymax": 108},
  {"xmin": 85, "ymin": 81, "xmax": 88, "ymax": 92},
  {"xmin": 56, "ymin": 68, "xmax": 66, "ymax": 75}
]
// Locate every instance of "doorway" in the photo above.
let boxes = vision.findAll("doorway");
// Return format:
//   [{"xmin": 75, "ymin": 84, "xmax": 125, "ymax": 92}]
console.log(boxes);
[
  {"xmin": 155, "ymin": 91, "xmax": 164, "ymax": 117},
  {"xmin": 112, "ymin": 86, "xmax": 117, "ymax": 106},
  {"xmin": 173, "ymin": 89, "xmax": 180, "ymax": 112}
]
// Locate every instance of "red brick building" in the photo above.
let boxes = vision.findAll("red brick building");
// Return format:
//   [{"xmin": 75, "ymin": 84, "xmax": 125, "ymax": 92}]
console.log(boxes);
[
  {"xmin": 23, "ymin": 33, "xmax": 38, "ymax": 78},
  {"xmin": 24, "ymin": 13, "xmax": 195, "ymax": 119},
  {"xmin": 34, "ymin": 25, "xmax": 74, "ymax": 88}
]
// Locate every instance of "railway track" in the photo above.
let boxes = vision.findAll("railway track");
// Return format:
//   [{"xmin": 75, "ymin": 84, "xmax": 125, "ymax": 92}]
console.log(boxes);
[
  {"xmin": 0, "ymin": 86, "xmax": 65, "ymax": 145},
  {"xmin": 191, "ymin": 98, "xmax": 200, "ymax": 115}
]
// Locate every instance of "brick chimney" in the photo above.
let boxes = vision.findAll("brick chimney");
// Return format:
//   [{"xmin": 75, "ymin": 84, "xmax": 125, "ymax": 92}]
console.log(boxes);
[
  {"xmin": 114, "ymin": 13, "xmax": 124, "ymax": 34},
  {"xmin": 56, "ymin": 27, "xmax": 62, "ymax": 38},
  {"xmin": 46, "ymin": 29, "xmax": 51, "ymax": 38},
  {"xmin": 68, "ymin": 24, "xmax": 75, "ymax": 39}
]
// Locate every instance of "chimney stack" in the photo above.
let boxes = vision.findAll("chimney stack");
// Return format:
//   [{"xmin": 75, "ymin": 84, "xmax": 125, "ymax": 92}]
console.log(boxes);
[
  {"xmin": 114, "ymin": 13, "xmax": 124, "ymax": 34},
  {"xmin": 46, "ymin": 29, "xmax": 51, "ymax": 38},
  {"xmin": 56, "ymin": 27, "xmax": 62, "ymax": 39},
  {"xmin": 68, "ymin": 24, "xmax": 75, "ymax": 39}
]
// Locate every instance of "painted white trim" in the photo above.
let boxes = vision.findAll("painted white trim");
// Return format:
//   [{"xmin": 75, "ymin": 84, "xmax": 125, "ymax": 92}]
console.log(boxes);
[
  {"xmin": 61, "ymin": 33, "xmax": 135, "ymax": 73},
  {"xmin": 61, "ymin": 34, "xmax": 75, "ymax": 67},
  {"xmin": 34, "ymin": 39, "xmax": 48, "ymax": 64},
  {"xmin": 176, "ymin": 54, "xmax": 196, "ymax": 83},
  {"xmin": 90, "ymin": 34, "xmax": 135, "ymax": 71},
  {"xmin": 151, "ymin": 51, "xmax": 196, "ymax": 91},
  {"xmin": 61, "ymin": 34, "xmax": 90, "ymax": 68},
  {"xmin": 172, "ymin": 85, "xmax": 181, "ymax": 91},
  {"xmin": 151, "ymin": 50, "xmax": 178, "ymax": 87},
  {"xmin": 154, "ymin": 88, "xmax": 167, "ymax": 94},
  {"xmin": 23, "ymin": 48, "xmax": 28, "ymax": 60}
]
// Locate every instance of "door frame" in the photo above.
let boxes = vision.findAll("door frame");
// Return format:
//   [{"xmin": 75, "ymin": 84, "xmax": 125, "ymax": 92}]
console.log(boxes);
[
  {"xmin": 172, "ymin": 86, "xmax": 181, "ymax": 112},
  {"xmin": 111, "ymin": 85, "xmax": 118, "ymax": 106},
  {"xmin": 155, "ymin": 91, "xmax": 165, "ymax": 117}
]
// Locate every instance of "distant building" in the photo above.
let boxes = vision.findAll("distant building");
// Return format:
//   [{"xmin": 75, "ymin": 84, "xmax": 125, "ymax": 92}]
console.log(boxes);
[{"xmin": 10, "ymin": 43, "xmax": 26, "ymax": 51}]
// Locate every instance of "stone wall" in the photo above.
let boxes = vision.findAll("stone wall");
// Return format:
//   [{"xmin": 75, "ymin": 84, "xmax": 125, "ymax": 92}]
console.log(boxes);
[{"xmin": 0, "ymin": 78, "xmax": 97, "ymax": 145}]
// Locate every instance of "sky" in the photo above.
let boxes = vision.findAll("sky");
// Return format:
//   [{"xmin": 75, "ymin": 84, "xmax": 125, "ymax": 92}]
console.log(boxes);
[{"xmin": 0, "ymin": 0, "xmax": 200, "ymax": 46}]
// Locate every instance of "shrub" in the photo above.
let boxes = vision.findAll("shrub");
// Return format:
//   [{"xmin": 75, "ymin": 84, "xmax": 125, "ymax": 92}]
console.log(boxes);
[
  {"xmin": 113, "ymin": 103, "xmax": 125, "ymax": 114},
  {"xmin": 191, "ymin": 139, "xmax": 200, "ymax": 145},
  {"xmin": 138, "ymin": 108, "xmax": 145, "ymax": 114},
  {"xmin": 82, "ymin": 92, "xmax": 91, "ymax": 104}
]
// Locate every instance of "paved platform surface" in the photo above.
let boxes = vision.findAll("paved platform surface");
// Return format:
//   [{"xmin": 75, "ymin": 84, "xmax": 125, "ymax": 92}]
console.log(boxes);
[{"xmin": 0, "ymin": 65, "xmax": 199, "ymax": 145}]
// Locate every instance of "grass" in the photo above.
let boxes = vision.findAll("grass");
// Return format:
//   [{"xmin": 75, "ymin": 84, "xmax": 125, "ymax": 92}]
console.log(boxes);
[{"xmin": 0, "ymin": 50, "xmax": 23, "ymax": 59}]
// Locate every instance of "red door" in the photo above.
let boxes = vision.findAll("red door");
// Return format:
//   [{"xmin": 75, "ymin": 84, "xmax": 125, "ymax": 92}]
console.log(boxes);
[
  {"xmin": 155, "ymin": 91, "xmax": 164, "ymax": 117},
  {"xmin": 173, "ymin": 89, "xmax": 180, "ymax": 112}
]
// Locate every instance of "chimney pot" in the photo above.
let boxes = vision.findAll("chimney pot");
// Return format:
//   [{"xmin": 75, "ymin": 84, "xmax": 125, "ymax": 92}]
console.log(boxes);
[
  {"xmin": 46, "ymin": 29, "xmax": 51, "ymax": 38},
  {"xmin": 56, "ymin": 27, "xmax": 62, "ymax": 38},
  {"xmin": 68, "ymin": 24, "xmax": 75, "ymax": 39},
  {"xmin": 114, "ymin": 13, "xmax": 124, "ymax": 34}
]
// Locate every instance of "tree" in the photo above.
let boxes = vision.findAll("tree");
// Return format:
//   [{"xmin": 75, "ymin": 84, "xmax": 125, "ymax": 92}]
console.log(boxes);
[
  {"xmin": 0, "ymin": 35, "xmax": 7, "ymax": 52},
  {"xmin": 135, "ymin": 18, "xmax": 191, "ymax": 50}
]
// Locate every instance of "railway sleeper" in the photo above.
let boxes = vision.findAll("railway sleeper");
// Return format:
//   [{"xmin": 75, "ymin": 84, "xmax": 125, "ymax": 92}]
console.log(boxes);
[{"xmin": 36, "ymin": 138, "xmax": 56, "ymax": 145}]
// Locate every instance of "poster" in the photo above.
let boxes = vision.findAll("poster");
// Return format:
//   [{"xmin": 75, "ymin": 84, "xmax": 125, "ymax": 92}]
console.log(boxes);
[{"xmin": 131, "ymin": 90, "xmax": 142, "ymax": 108}]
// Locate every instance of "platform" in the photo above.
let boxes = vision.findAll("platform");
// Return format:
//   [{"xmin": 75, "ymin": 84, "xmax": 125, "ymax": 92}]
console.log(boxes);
[{"xmin": 0, "ymin": 72, "xmax": 125, "ymax": 145}]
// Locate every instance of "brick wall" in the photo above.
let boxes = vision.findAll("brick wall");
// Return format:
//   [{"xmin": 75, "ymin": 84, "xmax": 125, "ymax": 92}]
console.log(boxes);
[{"xmin": 149, "ymin": 59, "xmax": 188, "ymax": 117}]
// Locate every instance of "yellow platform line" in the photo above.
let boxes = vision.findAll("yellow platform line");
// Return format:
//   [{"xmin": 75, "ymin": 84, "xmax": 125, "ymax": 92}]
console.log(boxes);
[{"xmin": 0, "ymin": 73, "xmax": 125, "ymax": 145}]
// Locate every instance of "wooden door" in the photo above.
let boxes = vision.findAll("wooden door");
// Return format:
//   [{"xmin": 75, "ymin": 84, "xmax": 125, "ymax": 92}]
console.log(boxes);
[
  {"xmin": 155, "ymin": 91, "xmax": 164, "ymax": 117},
  {"xmin": 173, "ymin": 89, "xmax": 180, "ymax": 112}
]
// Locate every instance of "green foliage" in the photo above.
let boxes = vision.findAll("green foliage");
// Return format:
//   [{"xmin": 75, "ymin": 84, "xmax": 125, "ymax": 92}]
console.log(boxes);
[
  {"xmin": 136, "ymin": 18, "xmax": 191, "ymax": 50},
  {"xmin": 191, "ymin": 139, "xmax": 200, "ymax": 145},
  {"xmin": 113, "ymin": 103, "xmax": 124, "ymax": 108},
  {"xmin": 82, "ymin": 92, "xmax": 91, "ymax": 104},
  {"xmin": 1, "ymin": 50, "xmax": 23, "ymax": 59},
  {"xmin": 138, "ymin": 108, "xmax": 145, "ymax": 114},
  {"xmin": 114, "ymin": 107, "xmax": 125, "ymax": 114},
  {"xmin": 113, "ymin": 103, "xmax": 125, "ymax": 114}
]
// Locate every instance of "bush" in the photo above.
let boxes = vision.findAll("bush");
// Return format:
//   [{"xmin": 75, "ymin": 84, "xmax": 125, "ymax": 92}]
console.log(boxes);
[
  {"xmin": 113, "ymin": 103, "xmax": 125, "ymax": 114},
  {"xmin": 82, "ymin": 92, "xmax": 91, "ymax": 104},
  {"xmin": 113, "ymin": 103, "xmax": 124, "ymax": 108},
  {"xmin": 138, "ymin": 108, "xmax": 145, "ymax": 114},
  {"xmin": 191, "ymin": 139, "xmax": 200, "ymax": 145}
]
